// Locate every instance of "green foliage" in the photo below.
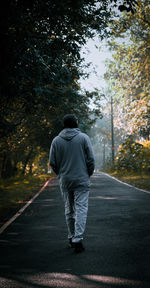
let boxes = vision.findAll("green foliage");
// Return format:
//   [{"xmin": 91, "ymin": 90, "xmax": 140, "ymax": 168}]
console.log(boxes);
[
  {"xmin": 0, "ymin": 0, "xmax": 136, "ymax": 178},
  {"xmin": 104, "ymin": 0, "xmax": 150, "ymax": 138},
  {"xmin": 115, "ymin": 138, "xmax": 150, "ymax": 172}
]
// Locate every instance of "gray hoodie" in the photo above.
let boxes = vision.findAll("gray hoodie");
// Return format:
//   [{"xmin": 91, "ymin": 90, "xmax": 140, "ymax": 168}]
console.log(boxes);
[{"xmin": 49, "ymin": 128, "xmax": 95, "ymax": 189}]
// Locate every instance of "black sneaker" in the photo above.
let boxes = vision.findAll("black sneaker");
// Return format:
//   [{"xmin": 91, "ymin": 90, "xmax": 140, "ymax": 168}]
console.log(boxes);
[
  {"xmin": 74, "ymin": 241, "xmax": 85, "ymax": 253},
  {"xmin": 69, "ymin": 238, "xmax": 75, "ymax": 248}
]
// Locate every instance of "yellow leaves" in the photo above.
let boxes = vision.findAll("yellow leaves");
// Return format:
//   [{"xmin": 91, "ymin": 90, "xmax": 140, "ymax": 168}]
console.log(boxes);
[
  {"xmin": 139, "ymin": 92, "xmax": 146, "ymax": 98},
  {"xmin": 105, "ymin": 1, "xmax": 150, "ymax": 137},
  {"xmin": 137, "ymin": 1, "xmax": 142, "ymax": 7},
  {"xmin": 145, "ymin": 64, "xmax": 149, "ymax": 70},
  {"xmin": 50, "ymin": 34, "xmax": 55, "ymax": 39},
  {"xmin": 23, "ymin": 180, "xmax": 30, "ymax": 184},
  {"xmin": 137, "ymin": 141, "xmax": 150, "ymax": 148},
  {"xmin": 73, "ymin": 78, "xmax": 80, "ymax": 90}
]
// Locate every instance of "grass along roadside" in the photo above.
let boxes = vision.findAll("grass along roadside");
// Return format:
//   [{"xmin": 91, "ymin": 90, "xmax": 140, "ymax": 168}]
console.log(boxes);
[
  {"xmin": 105, "ymin": 170, "xmax": 150, "ymax": 192},
  {"xmin": 0, "ymin": 173, "xmax": 53, "ymax": 225}
]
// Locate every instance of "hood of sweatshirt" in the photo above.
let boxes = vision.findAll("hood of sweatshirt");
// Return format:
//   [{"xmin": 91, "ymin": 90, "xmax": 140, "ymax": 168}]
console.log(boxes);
[{"xmin": 59, "ymin": 128, "xmax": 81, "ymax": 141}]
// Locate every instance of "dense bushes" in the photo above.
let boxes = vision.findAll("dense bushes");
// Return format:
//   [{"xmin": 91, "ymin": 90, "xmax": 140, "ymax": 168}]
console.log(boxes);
[{"xmin": 115, "ymin": 138, "xmax": 150, "ymax": 172}]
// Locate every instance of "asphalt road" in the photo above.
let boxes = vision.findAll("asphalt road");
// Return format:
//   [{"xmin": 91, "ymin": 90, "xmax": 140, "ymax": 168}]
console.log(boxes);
[{"xmin": 0, "ymin": 172, "xmax": 150, "ymax": 288}]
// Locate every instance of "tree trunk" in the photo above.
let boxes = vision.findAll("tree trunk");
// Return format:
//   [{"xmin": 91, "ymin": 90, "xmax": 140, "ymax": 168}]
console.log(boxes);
[
  {"xmin": 22, "ymin": 149, "xmax": 33, "ymax": 175},
  {"xmin": 29, "ymin": 162, "xmax": 33, "ymax": 175},
  {"xmin": 1, "ymin": 153, "xmax": 7, "ymax": 178}
]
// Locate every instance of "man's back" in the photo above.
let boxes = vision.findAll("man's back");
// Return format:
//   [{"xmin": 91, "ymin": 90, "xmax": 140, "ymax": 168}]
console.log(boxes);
[{"xmin": 49, "ymin": 128, "xmax": 95, "ymax": 188}]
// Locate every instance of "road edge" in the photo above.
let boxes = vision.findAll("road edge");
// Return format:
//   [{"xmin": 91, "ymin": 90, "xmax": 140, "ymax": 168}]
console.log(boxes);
[
  {"xmin": 100, "ymin": 172, "xmax": 150, "ymax": 195},
  {"xmin": 0, "ymin": 177, "xmax": 54, "ymax": 235}
]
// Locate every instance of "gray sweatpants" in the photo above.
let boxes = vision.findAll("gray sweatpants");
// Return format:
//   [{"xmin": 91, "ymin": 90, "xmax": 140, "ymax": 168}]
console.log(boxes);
[{"xmin": 60, "ymin": 185, "xmax": 89, "ymax": 243}]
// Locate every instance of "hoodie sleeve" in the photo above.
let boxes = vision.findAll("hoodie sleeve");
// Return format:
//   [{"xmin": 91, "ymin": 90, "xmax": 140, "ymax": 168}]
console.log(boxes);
[
  {"xmin": 84, "ymin": 135, "xmax": 95, "ymax": 176},
  {"xmin": 49, "ymin": 139, "xmax": 59, "ymax": 175}
]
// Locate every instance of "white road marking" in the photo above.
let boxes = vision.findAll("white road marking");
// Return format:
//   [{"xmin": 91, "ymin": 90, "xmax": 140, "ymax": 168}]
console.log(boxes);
[
  {"xmin": 100, "ymin": 172, "xmax": 150, "ymax": 195},
  {"xmin": 0, "ymin": 177, "xmax": 54, "ymax": 235}
]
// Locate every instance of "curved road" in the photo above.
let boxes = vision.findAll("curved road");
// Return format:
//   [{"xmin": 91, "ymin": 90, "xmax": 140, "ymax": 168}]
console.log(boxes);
[{"xmin": 0, "ymin": 172, "xmax": 150, "ymax": 288}]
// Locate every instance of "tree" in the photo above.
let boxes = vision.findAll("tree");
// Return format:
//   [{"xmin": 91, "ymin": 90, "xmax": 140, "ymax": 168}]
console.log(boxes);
[
  {"xmin": 0, "ymin": 0, "xmax": 137, "ymax": 177},
  {"xmin": 104, "ymin": 0, "xmax": 150, "ymax": 139}
]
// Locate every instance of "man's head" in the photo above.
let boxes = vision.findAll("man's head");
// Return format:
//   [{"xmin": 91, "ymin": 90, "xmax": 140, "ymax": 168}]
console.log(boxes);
[{"xmin": 63, "ymin": 114, "xmax": 78, "ymax": 128}]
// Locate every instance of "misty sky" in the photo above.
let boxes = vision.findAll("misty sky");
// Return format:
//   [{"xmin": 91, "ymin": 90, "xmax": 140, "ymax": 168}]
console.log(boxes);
[{"xmin": 80, "ymin": 37, "xmax": 112, "ymax": 92}]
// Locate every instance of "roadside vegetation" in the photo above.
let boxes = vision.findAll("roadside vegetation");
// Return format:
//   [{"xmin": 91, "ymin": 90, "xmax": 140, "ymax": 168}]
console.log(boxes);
[
  {"xmin": 0, "ymin": 150, "xmax": 55, "ymax": 224},
  {"xmin": 0, "ymin": 173, "xmax": 53, "ymax": 224},
  {"xmin": 107, "ymin": 170, "xmax": 150, "ymax": 192},
  {"xmin": 90, "ymin": 0, "xmax": 150, "ymax": 191},
  {"xmin": 105, "ymin": 138, "xmax": 150, "ymax": 191}
]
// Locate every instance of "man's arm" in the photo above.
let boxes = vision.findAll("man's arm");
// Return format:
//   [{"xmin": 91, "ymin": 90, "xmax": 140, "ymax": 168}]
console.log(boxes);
[
  {"xmin": 84, "ymin": 135, "xmax": 95, "ymax": 176},
  {"xmin": 49, "ymin": 140, "xmax": 58, "ymax": 175}
]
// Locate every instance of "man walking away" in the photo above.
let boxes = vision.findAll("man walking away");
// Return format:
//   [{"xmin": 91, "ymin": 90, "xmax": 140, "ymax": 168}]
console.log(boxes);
[{"xmin": 49, "ymin": 114, "xmax": 95, "ymax": 253}]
